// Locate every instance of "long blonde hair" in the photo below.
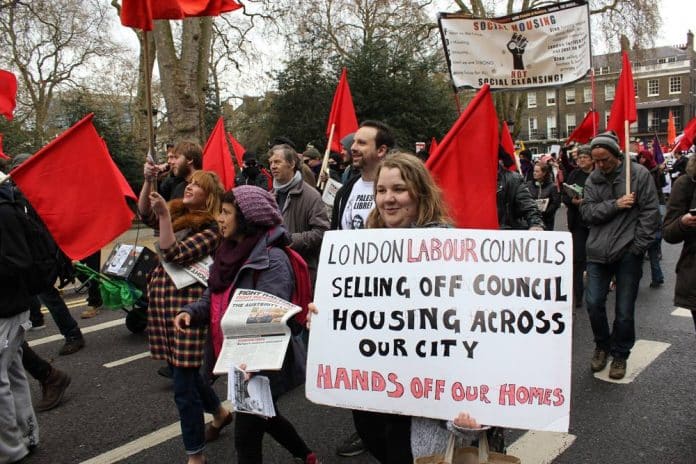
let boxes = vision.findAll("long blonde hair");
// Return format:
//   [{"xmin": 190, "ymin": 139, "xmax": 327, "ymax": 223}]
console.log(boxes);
[
  {"xmin": 366, "ymin": 152, "xmax": 450, "ymax": 229},
  {"xmin": 188, "ymin": 170, "xmax": 224, "ymax": 216}
]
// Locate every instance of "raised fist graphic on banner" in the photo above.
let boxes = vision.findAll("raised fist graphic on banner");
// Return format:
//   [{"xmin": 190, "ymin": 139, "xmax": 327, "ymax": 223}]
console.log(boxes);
[{"xmin": 507, "ymin": 33, "xmax": 528, "ymax": 70}]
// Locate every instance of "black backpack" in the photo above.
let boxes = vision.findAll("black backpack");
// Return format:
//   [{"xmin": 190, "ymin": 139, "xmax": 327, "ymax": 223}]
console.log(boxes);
[{"xmin": 0, "ymin": 187, "xmax": 74, "ymax": 294}]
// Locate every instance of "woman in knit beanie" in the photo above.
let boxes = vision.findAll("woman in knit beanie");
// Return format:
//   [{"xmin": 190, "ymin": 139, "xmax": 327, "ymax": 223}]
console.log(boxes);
[{"xmin": 176, "ymin": 185, "xmax": 320, "ymax": 464}]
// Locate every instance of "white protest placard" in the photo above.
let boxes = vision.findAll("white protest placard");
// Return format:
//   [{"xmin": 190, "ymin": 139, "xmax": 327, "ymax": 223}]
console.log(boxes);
[
  {"xmin": 322, "ymin": 178, "xmax": 343, "ymax": 207},
  {"xmin": 306, "ymin": 228, "xmax": 572, "ymax": 432},
  {"xmin": 439, "ymin": 0, "xmax": 590, "ymax": 90}
]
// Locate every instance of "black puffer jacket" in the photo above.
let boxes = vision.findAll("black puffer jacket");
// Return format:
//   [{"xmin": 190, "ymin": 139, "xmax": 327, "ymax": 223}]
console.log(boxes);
[
  {"xmin": 496, "ymin": 167, "xmax": 545, "ymax": 230},
  {"xmin": 663, "ymin": 156, "xmax": 696, "ymax": 310},
  {"xmin": 0, "ymin": 181, "xmax": 33, "ymax": 318},
  {"xmin": 527, "ymin": 179, "xmax": 560, "ymax": 231}
]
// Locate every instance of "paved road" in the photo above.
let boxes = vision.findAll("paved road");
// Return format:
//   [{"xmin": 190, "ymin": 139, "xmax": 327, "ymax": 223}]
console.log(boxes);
[{"xmin": 21, "ymin": 217, "xmax": 696, "ymax": 464}]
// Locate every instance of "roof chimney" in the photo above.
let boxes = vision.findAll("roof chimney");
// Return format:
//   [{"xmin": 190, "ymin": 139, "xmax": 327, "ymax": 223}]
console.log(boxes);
[{"xmin": 688, "ymin": 30, "xmax": 694, "ymax": 50}]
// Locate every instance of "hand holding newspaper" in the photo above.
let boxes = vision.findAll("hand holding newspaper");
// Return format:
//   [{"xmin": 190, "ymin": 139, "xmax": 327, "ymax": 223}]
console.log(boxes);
[
  {"xmin": 228, "ymin": 366, "xmax": 276, "ymax": 418},
  {"xmin": 161, "ymin": 255, "xmax": 213, "ymax": 290},
  {"xmin": 562, "ymin": 182, "xmax": 583, "ymax": 199},
  {"xmin": 213, "ymin": 289, "xmax": 301, "ymax": 375}
]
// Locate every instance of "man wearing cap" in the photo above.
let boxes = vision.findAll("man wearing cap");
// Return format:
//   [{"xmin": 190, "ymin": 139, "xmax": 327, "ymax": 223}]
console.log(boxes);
[
  {"xmin": 234, "ymin": 151, "xmax": 272, "ymax": 191},
  {"xmin": 302, "ymin": 147, "xmax": 323, "ymax": 182},
  {"xmin": 268, "ymin": 144, "xmax": 329, "ymax": 288},
  {"xmin": 580, "ymin": 131, "xmax": 659, "ymax": 380}
]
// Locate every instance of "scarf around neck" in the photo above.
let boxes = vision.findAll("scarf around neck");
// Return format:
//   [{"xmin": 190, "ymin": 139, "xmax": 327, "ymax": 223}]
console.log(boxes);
[
  {"xmin": 273, "ymin": 170, "xmax": 302, "ymax": 192},
  {"xmin": 208, "ymin": 232, "xmax": 264, "ymax": 292}
]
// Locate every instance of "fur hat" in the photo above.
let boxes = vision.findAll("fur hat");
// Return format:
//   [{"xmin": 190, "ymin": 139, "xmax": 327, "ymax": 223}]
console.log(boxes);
[
  {"xmin": 590, "ymin": 131, "xmax": 622, "ymax": 158},
  {"xmin": 232, "ymin": 185, "xmax": 282, "ymax": 227}
]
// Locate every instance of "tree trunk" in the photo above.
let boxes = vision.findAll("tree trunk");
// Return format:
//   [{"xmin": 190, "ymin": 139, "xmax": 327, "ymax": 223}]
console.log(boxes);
[
  {"xmin": 134, "ymin": 30, "xmax": 156, "ymax": 156},
  {"xmin": 154, "ymin": 17, "xmax": 212, "ymax": 144}
]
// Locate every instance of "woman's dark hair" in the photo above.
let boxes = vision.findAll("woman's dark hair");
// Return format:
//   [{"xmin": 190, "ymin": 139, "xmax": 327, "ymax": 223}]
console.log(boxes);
[{"xmin": 220, "ymin": 190, "xmax": 263, "ymax": 238}]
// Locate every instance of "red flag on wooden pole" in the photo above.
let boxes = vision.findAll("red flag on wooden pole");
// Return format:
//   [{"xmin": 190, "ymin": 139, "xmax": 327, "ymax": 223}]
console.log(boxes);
[
  {"xmin": 425, "ymin": 84, "xmax": 499, "ymax": 229},
  {"xmin": 500, "ymin": 121, "xmax": 518, "ymax": 172},
  {"xmin": 227, "ymin": 133, "xmax": 246, "ymax": 167},
  {"xmin": 429, "ymin": 137, "xmax": 439, "ymax": 157},
  {"xmin": 606, "ymin": 51, "xmax": 636, "ymax": 150},
  {"xmin": 9, "ymin": 114, "xmax": 136, "ymax": 260},
  {"xmin": 202, "ymin": 117, "xmax": 235, "ymax": 190},
  {"xmin": 674, "ymin": 117, "xmax": 696, "ymax": 152},
  {"xmin": 326, "ymin": 68, "xmax": 359, "ymax": 154},
  {"xmin": 120, "ymin": 0, "xmax": 242, "ymax": 31},
  {"xmin": 0, "ymin": 69, "xmax": 17, "ymax": 121},
  {"xmin": 566, "ymin": 110, "xmax": 599, "ymax": 145}
]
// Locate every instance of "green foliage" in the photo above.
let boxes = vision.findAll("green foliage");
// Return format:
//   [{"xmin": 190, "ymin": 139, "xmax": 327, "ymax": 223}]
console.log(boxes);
[
  {"xmin": 60, "ymin": 94, "xmax": 143, "ymax": 194},
  {"xmin": 0, "ymin": 119, "xmax": 38, "ymax": 158}
]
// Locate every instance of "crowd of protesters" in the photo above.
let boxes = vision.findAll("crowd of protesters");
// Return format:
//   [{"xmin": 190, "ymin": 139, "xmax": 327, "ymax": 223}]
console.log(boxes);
[{"xmin": 1, "ymin": 120, "xmax": 695, "ymax": 463}]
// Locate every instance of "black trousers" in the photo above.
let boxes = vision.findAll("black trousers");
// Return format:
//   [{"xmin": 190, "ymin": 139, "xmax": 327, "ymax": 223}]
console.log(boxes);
[
  {"xmin": 353, "ymin": 410, "xmax": 413, "ymax": 464},
  {"xmin": 21, "ymin": 341, "xmax": 51, "ymax": 383},
  {"xmin": 234, "ymin": 401, "xmax": 310, "ymax": 463},
  {"xmin": 571, "ymin": 226, "xmax": 589, "ymax": 304}
]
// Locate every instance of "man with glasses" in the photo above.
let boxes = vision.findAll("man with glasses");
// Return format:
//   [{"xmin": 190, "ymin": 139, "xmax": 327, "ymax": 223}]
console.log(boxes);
[{"xmin": 580, "ymin": 131, "xmax": 659, "ymax": 380}]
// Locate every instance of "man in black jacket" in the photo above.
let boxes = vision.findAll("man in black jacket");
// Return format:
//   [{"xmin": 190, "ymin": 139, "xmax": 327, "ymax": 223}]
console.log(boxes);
[
  {"xmin": 496, "ymin": 163, "xmax": 545, "ymax": 230},
  {"xmin": 0, "ymin": 172, "xmax": 39, "ymax": 462}
]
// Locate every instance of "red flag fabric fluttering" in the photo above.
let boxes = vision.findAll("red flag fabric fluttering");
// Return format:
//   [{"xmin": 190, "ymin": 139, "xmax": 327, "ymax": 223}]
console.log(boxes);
[
  {"xmin": 606, "ymin": 52, "xmax": 636, "ymax": 149},
  {"xmin": 667, "ymin": 111, "xmax": 676, "ymax": 146},
  {"xmin": 566, "ymin": 110, "xmax": 599, "ymax": 145},
  {"xmin": 0, "ymin": 134, "xmax": 9, "ymax": 160},
  {"xmin": 0, "ymin": 69, "xmax": 18, "ymax": 121},
  {"xmin": 425, "ymin": 84, "xmax": 499, "ymax": 229},
  {"xmin": 10, "ymin": 114, "xmax": 136, "ymax": 260},
  {"xmin": 120, "ymin": 0, "xmax": 242, "ymax": 31},
  {"xmin": 500, "ymin": 121, "xmax": 517, "ymax": 172},
  {"xmin": 202, "ymin": 117, "xmax": 235, "ymax": 190},
  {"xmin": 429, "ymin": 137, "xmax": 439, "ymax": 158},
  {"xmin": 675, "ymin": 117, "xmax": 696, "ymax": 152},
  {"xmin": 227, "ymin": 133, "xmax": 246, "ymax": 167},
  {"xmin": 326, "ymin": 68, "xmax": 359, "ymax": 153}
]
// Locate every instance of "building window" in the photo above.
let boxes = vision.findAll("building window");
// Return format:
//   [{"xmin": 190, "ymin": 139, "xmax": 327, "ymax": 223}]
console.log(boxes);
[
  {"xmin": 634, "ymin": 82, "xmax": 638, "ymax": 96},
  {"xmin": 565, "ymin": 88, "xmax": 576, "ymax": 104},
  {"xmin": 647, "ymin": 79, "xmax": 659, "ymax": 96},
  {"xmin": 528, "ymin": 117, "xmax": 538, "ymax": 139},
  {"xmin": 583, "ymin": 87, "xmax": 592, "ymax": 103},
  {"xmin": 527, "ymin": 92, "xmax": 537, "ymax": 108},
  {"xmin": 647, "ymin": 110, "xmax": 659, "ymax": 132},
  {"xmin": 605, "ymin": 111, "xmax": 611, "ymax": 125},
  {"xmin": 566, "ymin": 114, "xmax": 576, "ymax": 136},
  {"xmin": 546, "ymin": 90, "xmax": 556, "ymax": 106},
  {"xmin": 669, "ymin": 76, "xmax": 681, "ymax": 94},
  {"xmin": 547, "ymin": 115, "xmax": 557, "ymax": 139},
  {"xmin": 605, "ymin": 84, "xmax": 615, "ymax": 100}
]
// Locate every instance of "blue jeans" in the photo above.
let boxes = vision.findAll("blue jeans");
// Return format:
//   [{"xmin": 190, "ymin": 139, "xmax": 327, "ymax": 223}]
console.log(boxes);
[
  {"xmin": 38, "ymin": 287, "xmax": 82, "ymax": 340},
  {"xmin": 647, "ymin": 238, "xmax": 664, "ymax": 284},
  {"xmin": 171, "ymin": 365, "xmax": 222, "ymax": 455},
  {"xmin": 586, "ymin": 251, "xmax": 643, "ymax": 359}
]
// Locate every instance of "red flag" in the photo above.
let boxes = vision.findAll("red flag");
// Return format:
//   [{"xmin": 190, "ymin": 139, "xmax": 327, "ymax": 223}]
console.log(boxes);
[
  {"xmin": 675, "ymin": 117, "xmax": 696, "ymax": 152},
  {"xmin": 10, "ymin": 114, "xmax": 136, "ymax": 260},
  {"xmin": 0, "ymin": 69, "xmax": 17, "ymax": 121},
  {"xmin": 429, "ymin": 137, "xmax": 439, "ymax": 157},
  {"xmin": 667, "ymin": 111, "xmax": 676, "ymax": 146},
  {"xmin": 227, "ymin": 132, "xmax": 246, "ymax": 167},
  {"xmin": 500, "ymin": 121, "xmax": 517, "ymax": 172},
  {"xmin": 566, "ymin": 110, "xmax": 599, "ymax": 145},
  {"xmin": 0, "ymin": 134, "xmax": 8, "ymax": 160},
  {"xmin": 121, "ymin": 0, "xmax": 242, "ymax": 31},
  {"xmin": 606, "ymin": 52, "xmax": 636, "ymax": 149},
  {"xmin": 425, "ymin": 84, "xmax": 499, "ymax": 229},
  {"xmin": 326, "ymin": 68, "xmax": 359, "ymax": 153},
  {"xmin": 202, "ymin": 117, "xmax": 235, "ymax": 190}
]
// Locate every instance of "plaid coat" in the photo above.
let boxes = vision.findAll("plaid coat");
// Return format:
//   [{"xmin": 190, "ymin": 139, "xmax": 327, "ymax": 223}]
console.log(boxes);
[{"xmin": 146, "ymin": 219, "xmax": 220, "ymax": 368}]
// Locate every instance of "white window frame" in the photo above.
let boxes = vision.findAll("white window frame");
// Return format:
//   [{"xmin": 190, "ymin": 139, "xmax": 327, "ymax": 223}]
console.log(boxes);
[
  {"xmin": 565, "ymin": 88, "xmax": 576, "ymax": 104},
  {"xmin": 566, "ymin": 114, "xmax": 576, "ymax": 136},
  {"xmin": 528, "ymin": 117, "xmax": 538, "ymax": 139},
  {"xmin": 583, "ymin": 87, "xmax": 592, "ymax": 103},
  {"xmin": 605, "ymin": 84, "xmax": 615, "ymax": 101},
  {"xmin": 527, "ymin": 92, "xmax": 537, "ymax": 108},
  {"xmin": 546, "ymin": 90, "xmax": 556, "ymax": 106},
  {"xmin": 547, "ymin": 115, "xmax": 557, "ymax": 139},
  {"xmin": 647, "ymin": 79, "xmax": 659, "ymax": 97},
  {"xmin": 669, "ymin": 76, "xmax": 681, "ymax": 94}
]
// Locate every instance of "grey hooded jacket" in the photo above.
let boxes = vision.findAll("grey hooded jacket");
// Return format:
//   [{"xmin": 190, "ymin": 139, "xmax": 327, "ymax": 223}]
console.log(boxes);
[{"xmin": 580, "ymin": 161, "xmax": 659, "ymax": 264}]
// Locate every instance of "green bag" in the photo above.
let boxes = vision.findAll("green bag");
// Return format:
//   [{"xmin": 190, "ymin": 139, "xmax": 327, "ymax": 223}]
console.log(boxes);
[{"xmin": 73, "ymin": 263, "xmax": 142, "ymax": 309}]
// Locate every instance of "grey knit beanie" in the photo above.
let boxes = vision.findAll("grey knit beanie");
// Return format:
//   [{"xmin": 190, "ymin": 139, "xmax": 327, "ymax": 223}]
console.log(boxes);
[
  {"xmin": 576, "ymin": 144, "xmax": 592, "ymax": 157},
  {"xmin": 590, "ymin": 131, "xmax": 622, "ymax": 158},
  {"xmin": 341, "ymin": 133, "xmax": 355, "ymax": 152},
  {"xmin": 10, "ymin": 153, "xmax": 32, "ymax": 171},
  {"xmin": 232, "ymin": 185, "xmax": 282, "ymax": 227}
]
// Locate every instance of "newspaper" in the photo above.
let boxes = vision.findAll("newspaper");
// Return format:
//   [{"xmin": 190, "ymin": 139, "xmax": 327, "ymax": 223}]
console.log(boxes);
[
  {"xmin": 213, "ymin": 289, "xmax": 301, "ymax": 375},
  {"xmin": 321, "ymin": 178, "xmax": 343, "ymax": 207},
  {"xmin": 535, "ymin": 197, "xmax": 550, "ymax": 213},
  {"xmin": 562, "ymin": 183, "xmax": 583, "ymax": 199},
  {"xmin": 228, "ymin": 366, "xmax": 276, "ymax": 418},
  {"xmin": 161, "ymin": 255, "xmax": 213, "ymax": 289}
]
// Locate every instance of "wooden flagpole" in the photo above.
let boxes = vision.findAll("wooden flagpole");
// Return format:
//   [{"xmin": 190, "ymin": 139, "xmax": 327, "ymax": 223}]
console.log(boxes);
[
  {"xmin": 624, "ymin": 119, "xmax": 631, "ymax": 194},
  {"xmin": 142, "ymin": 30, "xmax": 157, "ymax": 192},
  {"xmin": 317, "ymin": 123, "xmax": 335, "ymax": 191}
]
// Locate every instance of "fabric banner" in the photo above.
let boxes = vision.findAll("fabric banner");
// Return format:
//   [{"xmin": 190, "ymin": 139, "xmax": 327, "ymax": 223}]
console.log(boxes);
[
  {"xmin": 439, "ymin": 0, "xmax": 591, "ymax": 90},
  {"xmin": 307, "ymin": 228, "xmax": 573, "ymax": 433}
]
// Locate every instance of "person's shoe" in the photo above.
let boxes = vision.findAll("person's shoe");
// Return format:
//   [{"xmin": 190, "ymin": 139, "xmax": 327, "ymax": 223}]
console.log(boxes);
[
  {"xmin": 590, "ymin": 348, "xmax": 608, "ymax": 372},
  {"xmin": 36, "ymin": 367, "xmax": 71, "ymax": 412},
  {"xmin": 59, "ymin": 336, "xmax": 85, "ymax": 356},
  {"xmin": 609, "ymin": 357, "xmax": 627, "ymax": 380},
  {"xmin": 157, "ymin": 365, "xmax": 173, "ymax": 379},
  {"xmin": 336, "ymin": 432, "xmax": 366, "ymax": 457},
  {"xmin": 205, "ymin": 411, "xmax": 233, "ymax": 443},
  {"xmin": 80, "ymin": 306, "xmax": 101, "ymax": 319},
  {"xmin": 30, "ymin": 319, "xmax": 46, "ymax": 331},
  {"xmin": 649, "ymin": 280, "xmax": 664, "ymax": 288}
]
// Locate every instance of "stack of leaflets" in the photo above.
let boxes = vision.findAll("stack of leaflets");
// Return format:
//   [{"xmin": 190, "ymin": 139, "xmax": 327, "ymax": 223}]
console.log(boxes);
[
  {"xmin": 562, "ymin": 183, "xmax": 583, "ymax": 199},
  {"xmin": 229, "ymin": 367, "xmax": 276, "ymax": 418}
]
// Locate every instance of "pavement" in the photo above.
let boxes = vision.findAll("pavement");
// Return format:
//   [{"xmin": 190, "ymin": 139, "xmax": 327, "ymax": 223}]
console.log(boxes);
[{"xmin": 21, "ymin": 210, "xmax": 696, "ymax": 464}]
